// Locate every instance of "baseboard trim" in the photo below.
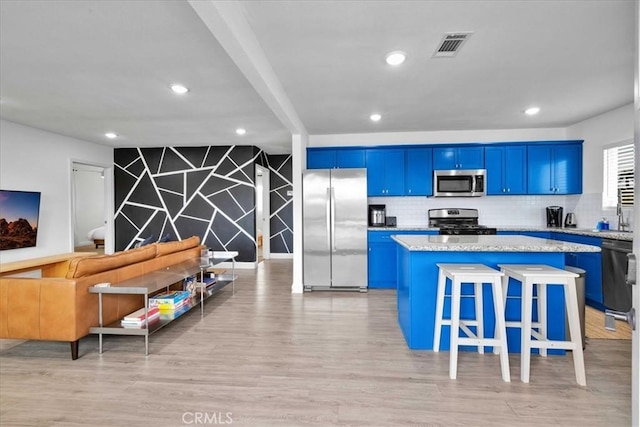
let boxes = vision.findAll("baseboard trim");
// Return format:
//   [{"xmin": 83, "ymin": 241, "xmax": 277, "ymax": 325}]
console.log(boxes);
[{"xmin": 269, "ymin": 253, "xmax": 293, "ymax": 259}]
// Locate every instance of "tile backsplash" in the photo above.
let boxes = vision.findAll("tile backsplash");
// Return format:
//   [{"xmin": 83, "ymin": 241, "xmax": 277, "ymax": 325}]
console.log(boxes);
[{"xmin": 370, "ymin": 192, "xmax": 633, "ymax": 231}]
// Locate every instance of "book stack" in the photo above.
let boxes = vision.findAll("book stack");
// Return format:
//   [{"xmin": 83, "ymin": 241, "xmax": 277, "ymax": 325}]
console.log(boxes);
[
  {"xmin": 149, "ymin": 290, "xmax": 191, "ymax": 311},
  {"xmin": 121, "ymin": 306, "xmax": 160, "ymax": 328}
]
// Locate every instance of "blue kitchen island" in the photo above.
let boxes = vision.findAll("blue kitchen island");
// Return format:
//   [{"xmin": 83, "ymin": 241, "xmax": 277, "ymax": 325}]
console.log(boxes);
[{"xmin": 392, "ymin": 234, "xmax": 601, "ymax": 352}]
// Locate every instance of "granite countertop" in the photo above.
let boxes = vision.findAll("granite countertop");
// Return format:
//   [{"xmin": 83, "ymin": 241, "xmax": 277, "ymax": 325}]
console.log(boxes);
[
  {"xmin": 391, "ymin": 234, "xmax": 602, "ymax": 252},
  {"xmin": 501, "ymin": 226, "xmax": 633, "ymax": 241},
  {"xmin": 369, "ymin": 226, "xmax": 633, "ymax": 241}
]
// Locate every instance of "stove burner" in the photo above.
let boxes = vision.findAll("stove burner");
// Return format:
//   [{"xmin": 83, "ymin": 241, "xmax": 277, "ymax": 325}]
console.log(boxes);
[{"xmin": 428, "ymin": 208, "xmax": 497, "ymax": 235}]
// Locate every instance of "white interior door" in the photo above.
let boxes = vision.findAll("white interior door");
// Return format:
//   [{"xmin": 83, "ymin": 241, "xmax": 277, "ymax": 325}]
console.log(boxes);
[
  {"xmin": 255, "ymin": 164, "xmax": 270, "ymax": 261},
  {"xmin": 70, "ymin": 161, "xmax": 111, "ymax": 253}
]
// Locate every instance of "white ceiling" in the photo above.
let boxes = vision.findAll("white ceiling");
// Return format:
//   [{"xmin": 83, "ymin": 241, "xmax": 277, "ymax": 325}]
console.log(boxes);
[{"xmin": 0, "ymin": 1, "xmax": 634, "ymax": 155}]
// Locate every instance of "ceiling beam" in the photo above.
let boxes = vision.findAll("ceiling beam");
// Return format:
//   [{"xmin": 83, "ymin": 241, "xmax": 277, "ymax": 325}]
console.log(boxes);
[{"xmin": 188, "ymin": 0, "xmax": 307, "ymax": 136}]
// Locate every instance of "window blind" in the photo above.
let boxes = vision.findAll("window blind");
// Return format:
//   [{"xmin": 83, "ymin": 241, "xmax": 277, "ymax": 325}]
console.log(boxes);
[{"xmin": 604, "ymin": 142, "xmax": 634, "ymax": 207}]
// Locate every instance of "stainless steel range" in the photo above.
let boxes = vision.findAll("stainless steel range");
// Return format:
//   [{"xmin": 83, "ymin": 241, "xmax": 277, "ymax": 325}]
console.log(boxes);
[{"xmin": 428, "ymin": 208, "xmax": 497, "ymax": 235}]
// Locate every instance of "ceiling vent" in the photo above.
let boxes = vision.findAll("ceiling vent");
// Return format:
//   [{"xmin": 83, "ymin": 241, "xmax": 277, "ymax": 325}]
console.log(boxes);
[{"xmin": 433, "ymin": 32, "xmax": 473, "ymax": 58}]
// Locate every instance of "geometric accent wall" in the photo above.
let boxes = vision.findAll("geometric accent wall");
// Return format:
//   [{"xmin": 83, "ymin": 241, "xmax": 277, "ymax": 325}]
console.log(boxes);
[
  {"xmin": 266, "ymin": 154, "xmax": 293, "ymax": 253},
  {"xmin": 114, "ymin": 146, "xmax": 294, "ymax": 262},
  {"xmin": 114, "ymin": 146, "xmax": 258, "ymax": 262}
]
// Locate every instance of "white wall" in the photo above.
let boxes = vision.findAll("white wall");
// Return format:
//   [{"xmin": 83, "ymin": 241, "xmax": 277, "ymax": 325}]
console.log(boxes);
[
  {"xmin": 309, "ymin": 127, "xmax": 567, "ymax": 146},
  {"xmin": 567, "ymin": 103, "xmax": 635, "ymax": 229},
  {"xmin": 0, "ymin": 120, "xmax": 113, "ymax": 263}
]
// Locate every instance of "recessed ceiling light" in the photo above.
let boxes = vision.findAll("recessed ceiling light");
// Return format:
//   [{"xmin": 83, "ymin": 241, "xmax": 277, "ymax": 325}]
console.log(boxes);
[
  {"xmin": 385, "ymin": 51, "xmax": 406, "ymax": 66},
  {"xmin": 105, "ymin": 132, "xmax": 117, "ymax": 139},
  {"xmin": 170, "ymin": 84, "xmax": 189, "ymax": 94},
  {"xmin": 370, "ymin": 113, "xmax": 382, "ymax": 122},
  {"xmin": 525, "ymin": 107, "xmax": 540, "ymax": 115},
  {"xmin": 235, "ymin": 128, "xmax": 247, "ymax": 135}
]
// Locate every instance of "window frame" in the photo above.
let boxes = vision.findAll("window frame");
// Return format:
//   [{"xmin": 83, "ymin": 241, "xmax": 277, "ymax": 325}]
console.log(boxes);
[{"xmin": 603, "ymin": 138, "xmax": 635, "ymax": 208}]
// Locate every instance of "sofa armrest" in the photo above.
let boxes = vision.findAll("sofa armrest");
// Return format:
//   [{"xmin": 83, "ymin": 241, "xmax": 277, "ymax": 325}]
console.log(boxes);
[{"xmin": 0, "ymin": 277, "xmax": 79, "ymax": 341}]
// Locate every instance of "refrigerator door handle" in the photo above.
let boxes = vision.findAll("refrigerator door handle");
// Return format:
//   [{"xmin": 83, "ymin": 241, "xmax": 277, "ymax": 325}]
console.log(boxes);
[
  {"xmin": 331, "ymin": 187, "xmax": 336, "ymax": 252},
  {"xmin": 326, "ymin": 188, "xmax": 331, "ymax": 250}
]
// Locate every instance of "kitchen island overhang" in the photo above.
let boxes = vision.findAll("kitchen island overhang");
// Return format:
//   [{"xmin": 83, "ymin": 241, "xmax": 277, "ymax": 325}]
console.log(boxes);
[{"xmin": 392, "ymin": 235, "xmax": 601, "ymax": 352}]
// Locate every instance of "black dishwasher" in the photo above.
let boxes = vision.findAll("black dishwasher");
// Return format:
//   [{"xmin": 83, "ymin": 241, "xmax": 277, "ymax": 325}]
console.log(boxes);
[{"xmin": 601, "ymin": 238, "xmax": 632, "ymax": 311}]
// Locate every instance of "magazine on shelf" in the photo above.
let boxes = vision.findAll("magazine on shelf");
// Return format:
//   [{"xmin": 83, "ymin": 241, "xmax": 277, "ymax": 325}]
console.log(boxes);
[
  {"xmin": 159, "ymin": 304, "xmax": 190, "ymax": 320},
  {"xmin": 156, "ymin": 298, "xmax": 189, "ymax": 311},
  {"xmin": 122, "ymin": 306, "xmax": 159, "ymax": 322},
  {"xmin": 149, "ymin": 290, "xmax": 190, "ymax": 307},
  {"xmin": 121, "ymin": 312, "xmax": 160, "ymax": 327}
]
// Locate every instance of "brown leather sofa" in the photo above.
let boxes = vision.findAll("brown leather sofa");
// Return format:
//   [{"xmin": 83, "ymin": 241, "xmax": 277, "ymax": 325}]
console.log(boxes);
[{"xmin": 0, "ymin": 236, "xmax": 204, "ymax": 359}]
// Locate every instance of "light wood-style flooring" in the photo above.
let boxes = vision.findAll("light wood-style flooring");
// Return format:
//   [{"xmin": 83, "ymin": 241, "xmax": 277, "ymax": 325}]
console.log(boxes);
[{"xmin": 0, "ymin": 260, "xmax": 632, "ymax": 426}]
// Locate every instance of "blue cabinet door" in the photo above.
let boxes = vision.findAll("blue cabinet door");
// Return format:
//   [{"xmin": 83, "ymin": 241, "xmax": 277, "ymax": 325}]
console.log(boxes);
[
  {"xmin": 368, "ymin": 242, "xmax": 398, "ymax": 289},
  {"xmin": 366, "ymin": 149, "xmax": 405, "ymax": 196},
  {"xmin": 405, "ymin": 148, "xmax": 433, "ymax": 196},
  {"xmin": 366, "ymin": 150, "xmax": 386, "ymax": 195},
  {"xmin": 504, "ymin": 146, "xmax": 527, "ymax": 194},
  {"xmin": 527, "ymin": 144, "xmax": 582, "ymax": 195},
  {"xmin": 527, "ymin": 145, "xmax": 553, "ymax": 194},
  {"xmin": 553, "ymin": 232, "xmax": 603, "ymax": 307},
  {"xmin": 486, "ymin": 147, "xmax": 506, "ymax": 195},
  {"xmin": 307, "ymin": 150, "xmax": 336, "ymax": 169},
  {"xmin": 368, "ymin": 230, "xmax": 437, "ymax": 289},
  {"xmin": 486, "ymin": 146, "xmax": 527, "ymax": 195},
  {"xmin": 553, "ymin": 144, "xmax": 582, "ymax": 194},
  {"xmin": 433, "ymin": 147, "xmax": 484, "ymax": 169},
  {"xmin": 433, "ymin": 147, "xmax": 457, "ymax": 169},
  {"xmin": 457, "ymin": 147, "xmax": 484, "ymax": 169},
  {"xmin": 384, "ymin": 149, "xmax": 406, "ymax": 196},
  {"xmin": 336, "ymin": 149, "xmax": 366, "ymax": 168}
]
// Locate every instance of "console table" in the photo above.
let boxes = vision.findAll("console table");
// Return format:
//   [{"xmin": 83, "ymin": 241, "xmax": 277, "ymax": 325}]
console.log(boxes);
[{"xmin": 89, "ymin": 251, "xmax": 237, "ymax": 355}]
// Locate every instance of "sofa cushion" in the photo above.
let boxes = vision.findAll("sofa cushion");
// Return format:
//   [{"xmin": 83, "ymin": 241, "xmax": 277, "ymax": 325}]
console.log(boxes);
[
  {"xmin": 156, "ymin": 236, "xmax": 200, "ymax": 258},
  {"xmin": 65, "ymin": 244, "xmax": 157, "ymax": 279}
]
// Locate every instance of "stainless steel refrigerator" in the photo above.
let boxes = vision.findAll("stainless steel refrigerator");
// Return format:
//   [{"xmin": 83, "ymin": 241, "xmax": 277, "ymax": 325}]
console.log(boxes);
[{"xmin": 303, "ymin": 168, "xmax": 368, "ymax": 291}]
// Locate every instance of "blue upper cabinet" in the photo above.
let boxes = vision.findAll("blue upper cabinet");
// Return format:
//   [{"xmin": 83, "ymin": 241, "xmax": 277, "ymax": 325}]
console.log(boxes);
[
  {"xmin": 527, "ymin": 143, "xmax": 582, "ymax": 194},
  {"xmin": 307, "ymin": 148, "xmax": 365, "ymax": 169},
  {"xmin": 405, "ymin": 148, "xmax": 433, "ymax": 196},
  {"xmin": 485, "ymin": 145, "xmax": 527, "ymax": 195},
  {"xmin": 366, "ymin": 149, "xmax": 405, "ymax": 196},
  {"xmin": 307, "ymin": 149, "xmax": 336, "ymax": 169},
  {"xmin": 336, "ymin": 149, "xmax": 366, "ymax": 168},
  {"xmin": 433, "ymin": 147, "xmax": 484, "ymax": 170}
]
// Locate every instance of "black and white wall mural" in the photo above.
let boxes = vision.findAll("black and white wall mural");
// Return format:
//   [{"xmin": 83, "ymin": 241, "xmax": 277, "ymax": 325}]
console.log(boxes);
[
  {"xmin": 114, "ymin": 146, "xmax": 293, "ymax": 262},
  {"xmin": 267, "ymin": 155, "xmax": 293, "ymax": 254}
]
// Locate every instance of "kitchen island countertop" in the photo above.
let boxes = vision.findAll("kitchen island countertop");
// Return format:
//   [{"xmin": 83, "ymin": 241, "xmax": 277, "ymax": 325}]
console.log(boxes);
[
  {"xmin": 391, "ymin": 234, "xmax": 601, "ymax": 252},
  {"xmin": 368, "ymin": 226, "xmax": 632, "ymax": 241}
]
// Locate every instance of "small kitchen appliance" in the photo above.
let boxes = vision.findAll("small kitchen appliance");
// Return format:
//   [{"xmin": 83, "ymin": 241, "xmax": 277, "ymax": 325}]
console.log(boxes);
[
  {"xmin": 368, "ymin": 204, "xmax": 386, "ymax": 227},
  {"xmin": 564, "ymin": 212, "xmax": 577, "ymax": 228},
  {"xmin": 546, "ymin": 206, "xmax": 563, "ymax": 227},
  {"xmin": 428, "ymin": 208, "xmax": 497, "ymax": 235}
]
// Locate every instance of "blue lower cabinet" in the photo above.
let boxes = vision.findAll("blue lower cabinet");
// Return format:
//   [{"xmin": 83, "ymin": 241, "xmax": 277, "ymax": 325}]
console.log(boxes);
[
  {"xmin": 521, "ymin": 231, "xmax": 552, "ymax": 239},
  {"xmin": 368, "ymin": 230, "xmax": 436, "ymax": 289},
  {"xmin": 552, "ymin": 232, "xmax": 603, "ymax": 308}
]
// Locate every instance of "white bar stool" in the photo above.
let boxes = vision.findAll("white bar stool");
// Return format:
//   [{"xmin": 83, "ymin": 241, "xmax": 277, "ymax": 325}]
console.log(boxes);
[
  {"xmin": 497, "ymin": 264, "xmax": 586, "ymax": 386},
  {"xmin": 434, "ymin": 263, "xmax": 510, "ymax": 382}
]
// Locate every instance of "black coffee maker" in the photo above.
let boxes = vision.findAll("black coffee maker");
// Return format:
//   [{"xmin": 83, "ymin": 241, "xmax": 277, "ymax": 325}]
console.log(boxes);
[{"xmin": 546, "ymin": 206, "xmax": 563, "ymax": 227}]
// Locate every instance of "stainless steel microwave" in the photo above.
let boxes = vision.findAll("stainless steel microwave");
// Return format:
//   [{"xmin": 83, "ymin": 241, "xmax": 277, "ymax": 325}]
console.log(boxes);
[{"xmin": 433, "ymin": 169, "xmax": 486, "ymax": 197}]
